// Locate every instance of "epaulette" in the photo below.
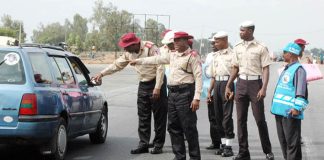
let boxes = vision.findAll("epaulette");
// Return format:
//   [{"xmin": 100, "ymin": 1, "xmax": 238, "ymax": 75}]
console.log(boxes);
[
  {"xmin": 189, "ymin": 49, "xmax": 199, "ymax": 57},
  {"xmin": 144, "ymin": 41, "xmax": 154, "ymax": 48},
  {"xmin": 234, "ymin": 41, "xmax": 243, "ymax": 47},
  {"xmin": 255, "ymin": 41, "xmax": 267, "ymax": 48}
]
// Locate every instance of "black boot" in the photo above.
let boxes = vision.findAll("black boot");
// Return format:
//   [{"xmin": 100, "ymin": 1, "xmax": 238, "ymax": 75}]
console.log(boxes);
[
  {"xmin": 215, "ymin": 144, "xmax": 225, "ymax": 155},
  {"xmin": 130, "ymin": 146, "xmax": 148, "ymax": 154},
  {"xmin": 221, "ymin": 146, "xmax": 234, "ymax": 157}
]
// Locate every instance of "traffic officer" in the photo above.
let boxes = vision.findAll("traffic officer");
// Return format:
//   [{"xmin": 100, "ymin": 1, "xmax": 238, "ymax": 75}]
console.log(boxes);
[
  {"xmin": 205, "ymin": 33, "xmax": 222, "ymax": 150},
  {"xmin": 208, "ymin": 31, "xmax": 235, "ymax": 157},
  {"xmin": 271, "ymin": 42, "xmax": 308, "ymax": 160},
  {"xmin": 92, "ymin": 32, "xmax": 168, "ymax": 154},
  {"xmin": 225, "ymin": 21, "xmax": 274, "ymax": 160},
  {"xmin": 130, "ymin": 31, "xmax": 203, "ymax": 160}
]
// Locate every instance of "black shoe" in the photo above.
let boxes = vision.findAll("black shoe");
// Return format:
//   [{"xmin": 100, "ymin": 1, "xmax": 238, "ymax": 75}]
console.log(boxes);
[
  {"xmin": 205, "ymin": 143, "xmax": 218, "ymax": 150},
  {"xmin": 148, "ymin": 142, "xmax": 154, "ymax": 148},
  {"xmin": 266, "ymin": 152, "xmax": 274, "ymax": 160},
  {"xmin": 215, "ymin": 144, "xmax": 225, "ymax": 155},
  {"xmin": 221, "ymin": 146, "xmax": 234, "ymax": 157},
  {"xmin": 150, "ymin": 147, "xmax": 163, "ymax": 154},
  {"xmin": 233, "ymin": 152, "xmax": 251, "ymax": 160},
  {"xmin": 130, "ymin": 147, "xmax": 148, "ymax": 154}
]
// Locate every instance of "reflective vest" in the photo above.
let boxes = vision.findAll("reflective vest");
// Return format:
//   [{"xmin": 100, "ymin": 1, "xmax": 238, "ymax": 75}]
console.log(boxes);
[{"xmin": 271, "ymin": 62, "xmax": 308, "ymax": 119}]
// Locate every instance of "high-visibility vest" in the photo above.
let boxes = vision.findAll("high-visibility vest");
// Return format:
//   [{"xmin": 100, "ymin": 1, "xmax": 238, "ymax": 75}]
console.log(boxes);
[{"xmin": 271, "ymin": 62, "xmax": 308, "ymax": 119}]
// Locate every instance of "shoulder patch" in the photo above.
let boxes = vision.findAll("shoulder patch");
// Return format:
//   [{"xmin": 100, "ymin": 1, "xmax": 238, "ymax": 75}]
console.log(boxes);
[
  {"xmin": 234, "ymin": 41, "xmax": 243, "ymax": 47},
  {"xmin": 144, "ymin": 41, "xmax": 154, "ymax": 48},
  {"xmin": 189, "ymin": 49, "xmax": 199, "ymax": 57}
]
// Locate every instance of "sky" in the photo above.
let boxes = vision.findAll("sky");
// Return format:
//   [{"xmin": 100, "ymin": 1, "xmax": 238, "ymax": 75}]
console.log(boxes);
[{"xmin": 0, "ymin": 0, "xmax": 323, "ymax": 52}]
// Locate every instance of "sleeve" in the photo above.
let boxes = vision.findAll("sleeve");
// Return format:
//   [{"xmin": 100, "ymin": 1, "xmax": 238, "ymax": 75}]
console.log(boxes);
[
  {"xmin": 293, "ymin": 67, "xmax": 309, "ymax": 111},
  {"xmin": 260, "ymin": 46, "xmax": 272, "ymax": 67},
  {"xmin": 136, "ymin": 53, "xmax": 170, "ymax": 65},
  {"xmin": 100, "ymin": 53, "xmax": 129, "ymax": 76},
  {"xmin": 191, "ymin": 55, "xmax": 203, "ymax": 100},
  {"xmin": 154, "ymin": 64, "xmax": 165, "ymax": 89},
  {"xmin": 231, "ymin": 47, "xmax": 239, "ymax": 67}
]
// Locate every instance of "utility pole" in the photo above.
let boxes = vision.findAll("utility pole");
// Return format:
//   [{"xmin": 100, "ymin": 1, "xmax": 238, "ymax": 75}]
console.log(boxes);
[{"xmin": 18, "ymin": 22, "xmax": 22, "ymax": 44}]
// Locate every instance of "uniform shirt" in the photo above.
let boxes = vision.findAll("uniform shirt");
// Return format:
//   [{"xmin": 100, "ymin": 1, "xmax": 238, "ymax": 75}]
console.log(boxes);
[
  {"xmin": 136, "ymin": 48, "xmax": 203, "ymax": 100},
  {"xmin": 210, "ymin": 47, "xmax": 233, "ymax": 77},
  {"xmin": 232, "ymin": 39, "xmax": 272, "ymax": 75},
  {"xmin": 100, "ymin": 41, "xmax": 164, "ymax": 89}
]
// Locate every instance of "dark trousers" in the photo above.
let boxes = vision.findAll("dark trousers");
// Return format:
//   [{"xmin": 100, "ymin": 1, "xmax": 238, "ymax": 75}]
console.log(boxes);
[
  {"xmin": 207, "ymin": 97, "xmax": 221, "ymax": 145},
  {"xmin": 235, "ymin": 78, "xmax": 272, "ymax": 154},
  {"xmin": 167, "ymin": 83, "xmax": 201, "ymax": 160},
  {"xmin": 214, "ymin": 80, "xmax": 235, "ymax": 139},
  {"xmin": 137, "ymin": 77, "xmax": 167, "ymax": 148},
  {"xmin": 275, "ymin": 115, "xmax": 302, "ymax": 160}
]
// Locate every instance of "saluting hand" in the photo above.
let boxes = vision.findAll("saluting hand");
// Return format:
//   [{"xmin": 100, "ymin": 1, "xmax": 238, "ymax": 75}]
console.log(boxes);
[
  {"xmin": 191, "ymin": 99, "xmax": 200, "ymax": 112},
  {"xmin": 257, "ymin": 88, "xmax": 266, "ymax": 101}
]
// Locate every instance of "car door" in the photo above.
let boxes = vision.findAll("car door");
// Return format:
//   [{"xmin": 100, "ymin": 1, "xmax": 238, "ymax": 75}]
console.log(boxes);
[
  {"xmin": 68, "ymin": 57, "xmax": 102, "ymax": 130},
  {"xmin": 49, "ymin": 56, "xmax": 85, "ymax": 134}
]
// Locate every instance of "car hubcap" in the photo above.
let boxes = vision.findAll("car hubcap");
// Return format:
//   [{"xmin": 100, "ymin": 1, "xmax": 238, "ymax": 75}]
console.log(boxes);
[
  {"xmin": 57, "ymin": 125, "xmax": 67, "ymax": 156},
  {"xmin": 100, "ymin": 114, "xmax": 107, "ymax": 137}
]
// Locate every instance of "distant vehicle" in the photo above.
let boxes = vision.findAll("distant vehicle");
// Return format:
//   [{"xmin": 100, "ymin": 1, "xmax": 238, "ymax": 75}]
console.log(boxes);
[
  {"xmin": 0, "ymin": 36, "xmax": 18, "ymax": 46},
  {"xmin": 0, "ymin": 44, "xmax": 108, "ymax": 160},
  {"xmin": 276, "ymin": 56, "xmax": 284, "ymax": 62}
]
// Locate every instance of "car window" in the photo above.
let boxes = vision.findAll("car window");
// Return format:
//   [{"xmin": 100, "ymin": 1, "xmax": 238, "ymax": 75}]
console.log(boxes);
[
  {"xmin": 69, "ymin": 59, "xmax": 88, "ymax": 86},
  {"xmin": 50, "ymin": 57, "xmax": 75, "ymax": 85},
  {"xmin": 28, "ymin": 52, "xmax": 53, "ymax": 84},
  {"xmin": 0, "ymin": 50, "xmax": 25, "ymax": 84}
]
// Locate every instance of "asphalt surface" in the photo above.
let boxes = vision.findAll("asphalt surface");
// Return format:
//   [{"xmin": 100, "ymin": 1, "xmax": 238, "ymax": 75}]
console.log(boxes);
[{"xmin": 1, "ymin": 62, "xmax": 324, "ymax": 160}]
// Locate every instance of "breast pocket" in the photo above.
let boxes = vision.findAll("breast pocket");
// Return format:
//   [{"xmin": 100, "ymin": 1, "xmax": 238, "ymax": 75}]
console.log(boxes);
[{"xmin": 249, "ymin": 52, "xmax": 261, "ymax": 68}]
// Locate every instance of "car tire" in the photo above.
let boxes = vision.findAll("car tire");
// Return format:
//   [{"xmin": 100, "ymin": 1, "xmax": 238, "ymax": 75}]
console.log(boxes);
[
  {"xmin": 48, "ymin": 117, "xmax": 68, "ymax": 160},
  {"xmin": 89, "ymin": 111, "xmax": 108, "ymax": 144}
]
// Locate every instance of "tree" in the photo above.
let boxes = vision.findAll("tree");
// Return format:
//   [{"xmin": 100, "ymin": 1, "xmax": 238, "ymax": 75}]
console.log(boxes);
[
  {"xmin": 31, "ymin": 22, "xmax": 66, "ymax": 45},
  {"xmin": 0, "ymin": 14, "xmax": 26, "ymax": 42},
  {"xmin": 144, "ymin": 18, "xmax": 166, "ymax": 45}
]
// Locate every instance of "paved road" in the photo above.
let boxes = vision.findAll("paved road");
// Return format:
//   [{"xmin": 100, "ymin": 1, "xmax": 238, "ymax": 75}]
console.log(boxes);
[{"xmin": 1, "ymin": 62, "xmax": 324, "ymax": 160}]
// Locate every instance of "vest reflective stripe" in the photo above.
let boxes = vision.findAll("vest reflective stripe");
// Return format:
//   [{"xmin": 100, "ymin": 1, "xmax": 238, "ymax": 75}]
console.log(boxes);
[{"xmin": 271, "ymin": 63, "xmax": 304, "ymax": 119}]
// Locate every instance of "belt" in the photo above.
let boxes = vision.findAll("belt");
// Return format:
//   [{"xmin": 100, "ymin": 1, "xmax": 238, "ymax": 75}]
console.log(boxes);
[
  {"xmin": 239, "ymin": 75, "xmax": 261, "ymax": 80},
  {"xmin": 167, "ymin": 83, "xmax": 193, "ymax": 92},
  {"xmin": 215, "ymin": 75, "xmax": 229, "ymax": 81}
]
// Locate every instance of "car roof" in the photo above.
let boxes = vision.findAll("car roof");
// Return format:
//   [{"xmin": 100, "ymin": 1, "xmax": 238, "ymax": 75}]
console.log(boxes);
[{"xmin": 0, "ymin": 44, "xmax": 90, "ymax": 74}]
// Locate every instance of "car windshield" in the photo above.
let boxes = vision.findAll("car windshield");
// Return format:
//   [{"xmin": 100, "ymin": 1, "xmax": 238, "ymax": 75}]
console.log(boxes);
[{"xmin": 0, "ymin": 50, "xmax": 25, "ymax": 84}]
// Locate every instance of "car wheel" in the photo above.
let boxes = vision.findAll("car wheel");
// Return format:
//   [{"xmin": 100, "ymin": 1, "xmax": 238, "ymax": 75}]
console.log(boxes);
[
  {"xmin": 89, "ymin": 111, "xmax": 108, "ymax": 144},
  {"xmin": 48, "ymin": 118, "xmax": 67, "ymax": 160}
]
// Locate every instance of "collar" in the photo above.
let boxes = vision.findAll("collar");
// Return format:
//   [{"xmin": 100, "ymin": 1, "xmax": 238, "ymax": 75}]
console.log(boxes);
[
  {"xmin": 218, "ymin": 47, "xmax": 231, "ymax": 55},
  {"xmin": 176, "ymin": 47, "xmax": 191, "ymax": 56},
  {"xmin": 243, "ymin": 38, "xmax": 257, "ymax": 46},
  {"xmin": 285, "ymin": 61, "xmax": 299, "ymax": 70}
]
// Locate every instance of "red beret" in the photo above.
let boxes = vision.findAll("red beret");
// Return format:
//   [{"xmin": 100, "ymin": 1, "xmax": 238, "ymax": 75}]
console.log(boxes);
[
  {"xmin": 294, "ymin": 38, "xmax": 308, "ymax": 45},
  {"xmin": 174, "ymin": 31, "xmax": 194, "ymax": 39},
  {"xmin": 118, "ymin": 33, "xmax": 141, "ymax": 48}
]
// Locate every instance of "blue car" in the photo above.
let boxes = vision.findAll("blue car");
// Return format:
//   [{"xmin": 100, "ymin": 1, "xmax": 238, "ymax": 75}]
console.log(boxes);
[{"xmin": 0, "ymin": 44, "xmax": 108, "ymax": 160}]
